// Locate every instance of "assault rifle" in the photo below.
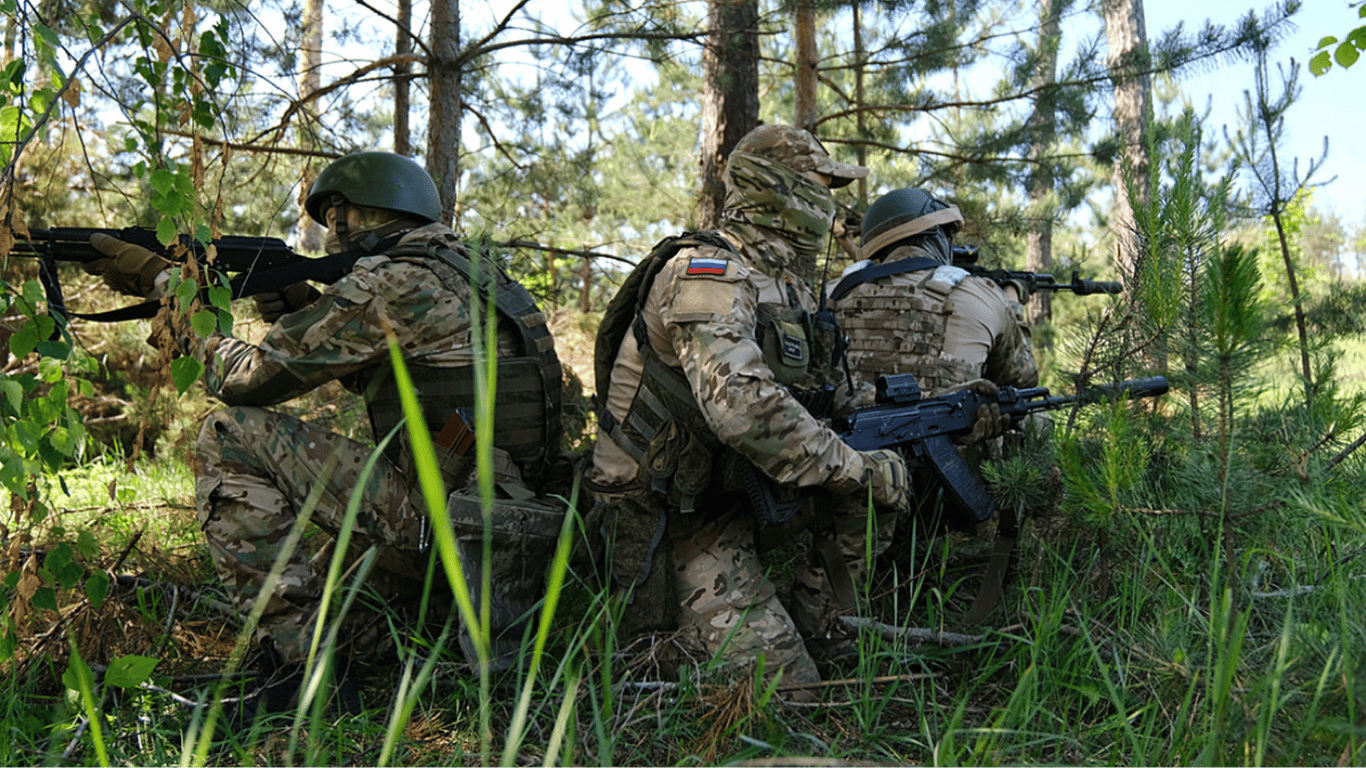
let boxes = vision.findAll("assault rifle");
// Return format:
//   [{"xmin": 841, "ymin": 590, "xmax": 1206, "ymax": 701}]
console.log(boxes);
[
  {"xmin": 7, "ymin": 226, "xmax": 369, "ymax": 323},
  {"xmin": 838, "ymin": 373, "xmax": 1169, "ymax": 527},
  {"xmin": 951, "ymin": 245, "xmax": 1122, "ymax": 297}
]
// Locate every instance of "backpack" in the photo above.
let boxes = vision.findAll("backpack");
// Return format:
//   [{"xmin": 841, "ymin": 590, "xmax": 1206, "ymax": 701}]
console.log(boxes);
[{"xmin": 593, "ymin": 231, "xmax": 736, "ymax": 423}]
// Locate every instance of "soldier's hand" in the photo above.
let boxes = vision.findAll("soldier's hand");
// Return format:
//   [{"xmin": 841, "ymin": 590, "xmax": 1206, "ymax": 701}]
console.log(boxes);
[
  {"xmin": 946, "ymin": 378, "xmax": 1008, "ymax": 445},
  {"xmin": 254, "ymin": 282, "xmax": 320, "ymax": 323},
  {"xmin": 84, "ymin": 233, "xmax": 171, "ymax": 297},
  {"xmin": 861, "ymin": 448, "xmax": 910, "ymax": 513}
]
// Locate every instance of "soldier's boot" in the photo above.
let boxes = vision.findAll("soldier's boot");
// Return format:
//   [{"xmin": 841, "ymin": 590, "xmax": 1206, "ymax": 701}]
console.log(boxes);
[{"xmin": 216, "ymin": 639, "xmax": 362, "ymax": 744}]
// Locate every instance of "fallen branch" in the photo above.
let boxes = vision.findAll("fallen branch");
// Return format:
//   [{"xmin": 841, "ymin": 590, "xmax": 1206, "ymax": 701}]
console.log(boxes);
[{"xmin": 838, "ymin": 616, "xmax": 986, "ymax": 646}]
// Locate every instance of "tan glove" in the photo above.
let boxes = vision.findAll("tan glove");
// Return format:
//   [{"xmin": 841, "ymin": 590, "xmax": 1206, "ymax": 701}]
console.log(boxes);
[
  {"xmin": 254, "ymin": 282, "xmax": 321, "ymax": 323},
  {"xmin": 945, "ymin": 377, "xmax": 1008, "ymax": 445},
  {"xmin": 860, "ymin": 448, "xmax": 910, "ymax": 513},
  {"xmin": 84, "ymin": 233, "xmax": 171, "ymax": 297}
]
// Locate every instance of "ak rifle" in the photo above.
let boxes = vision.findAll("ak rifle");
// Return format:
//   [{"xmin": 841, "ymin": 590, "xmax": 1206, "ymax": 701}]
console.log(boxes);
[
  {"xmin": 838, "ymin": 373, "xmax": 1169, "ymax": 527},
  {"xmin": 7, "ymin": 226, "xmax": 368, "ymax": 323},
  {"xmin": 952, "ymin": 245, "xmax": 1122, "ymax": 297}
]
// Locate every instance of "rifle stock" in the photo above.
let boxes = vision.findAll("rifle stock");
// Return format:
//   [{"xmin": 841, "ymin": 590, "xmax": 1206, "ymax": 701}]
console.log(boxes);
[{"xmin": 838, "ymin": 373, "xmax": 1169, "ymax": 526}]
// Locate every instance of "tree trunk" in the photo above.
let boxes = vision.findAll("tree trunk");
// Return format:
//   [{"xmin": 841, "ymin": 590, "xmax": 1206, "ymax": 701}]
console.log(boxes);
[
  {"xmin": 294, "ymin": 0, "xmax": 324, "ymax": 252},
  {"xmin": 394, "ymin": 0, "xmax": 413, "ymax": 156},
  {"xmin": 793, "ymin": 0, "xmax": 818, "ymax": 132},
  {"xmin": 427, "ymin": 0, "xmax": 462, "ymax": 225},
  {"xmin": 698, "ymin": 0, "xmax": 759, "ymax": 230},
  {"xmin": 1104, "ymin": 0, "xmax": 1152, "ymax": 287},
  {"xmin": 1024, "ymin": 0, "xmax": 1062, "ymax": 335}
]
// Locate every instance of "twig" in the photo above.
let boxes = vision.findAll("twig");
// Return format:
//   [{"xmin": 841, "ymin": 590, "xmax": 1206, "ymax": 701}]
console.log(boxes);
[
  {"xmin": 837, "ymin": 616, "xmax": 986, "ymax": 646},
  {"xmin": 1327, "ymin": 431, "xmax": 1366, "ymax": 472}
]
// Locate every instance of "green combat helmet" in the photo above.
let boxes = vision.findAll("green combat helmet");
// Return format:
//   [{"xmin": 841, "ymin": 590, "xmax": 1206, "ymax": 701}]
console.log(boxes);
[
  {"xmin": 305, "ymin": 151, "xmax": 444, "ymax": 224},
  {"xmin": 860, "ymin": 187, "xmax": 963, "ymax": 264}
]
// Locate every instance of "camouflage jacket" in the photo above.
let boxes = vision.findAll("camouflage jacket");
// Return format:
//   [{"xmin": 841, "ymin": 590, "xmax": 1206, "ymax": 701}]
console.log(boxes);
[{"xmin": 590, "ymin": 153, "xmax": 869, "ymax": 499}]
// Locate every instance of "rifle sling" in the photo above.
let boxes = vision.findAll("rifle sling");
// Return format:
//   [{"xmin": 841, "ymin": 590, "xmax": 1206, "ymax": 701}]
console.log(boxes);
[{"xmin": 961, "ymin": 500, "xmax": 1020, "ymax": 625}]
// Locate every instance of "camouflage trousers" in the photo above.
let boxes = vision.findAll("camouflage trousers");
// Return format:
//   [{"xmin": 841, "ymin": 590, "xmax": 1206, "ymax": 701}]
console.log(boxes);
[
  {"xmin": 673, "ymin": 510, "xmax": 821, "ymax": 689},
  {"xmin": 194, "ymin": 406, "xmax": 432, "ymax": 665},
  {"xmin": 787, "ymin": 492, "xmax": 897, "ymax": 640}
]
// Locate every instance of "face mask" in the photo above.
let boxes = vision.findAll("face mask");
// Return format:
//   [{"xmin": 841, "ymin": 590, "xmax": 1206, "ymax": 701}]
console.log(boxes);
[{"xmin": 723, "ymin": 152, "xmax": 837, "ymax": 258}]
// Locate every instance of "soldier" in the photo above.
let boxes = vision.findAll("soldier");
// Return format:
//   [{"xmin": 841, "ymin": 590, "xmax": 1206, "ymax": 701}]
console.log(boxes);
[
  {"xmin": 829, "ymin": 187, "xmax": 1038, "ymax": 398},
  {"xmin": 821, "ymin": 186, "xmax": 1038, "ymax": 622},
  {"xmin": 81, "ymin": 151, "xmax": 563, "ymax": 721},
  {"xmin": 586, "ymin": 124, "xmax": 911, "ymax": 694}
]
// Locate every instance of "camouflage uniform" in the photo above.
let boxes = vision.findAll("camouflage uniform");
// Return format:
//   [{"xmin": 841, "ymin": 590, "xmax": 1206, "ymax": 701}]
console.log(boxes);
[
  {"xmin": 183, "ymin": 221, "xmax": 557, "ymax": 665},
  {"xmin": 831, "ymin": 242, "xmax": 1038, "ymax": 398},
  {"xmin": 802, "ymin": 193, "xmax": 1039, "ymax": 626},
  {"xmin": 589, "ymin": 126, "xmax": 907, "ymax": 690}
]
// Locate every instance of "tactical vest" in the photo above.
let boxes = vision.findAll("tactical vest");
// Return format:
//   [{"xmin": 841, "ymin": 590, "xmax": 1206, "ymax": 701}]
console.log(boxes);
[
  {"xmin": 595, "ymin": 232, "xmax": 842, "ymax": 514},
  {"xmin": 832, "ymin": 257, "xmax": 978, "ymax": 396},
  {"xmin": 360, "ymin": 238, "xmax": 563, "ymax": 486}
]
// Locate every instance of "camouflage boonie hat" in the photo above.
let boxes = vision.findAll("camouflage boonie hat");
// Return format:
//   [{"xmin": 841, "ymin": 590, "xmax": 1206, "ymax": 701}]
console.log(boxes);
[{"xmin": 732, "ymin": 124, "xmax": 869, "ymax": 188}]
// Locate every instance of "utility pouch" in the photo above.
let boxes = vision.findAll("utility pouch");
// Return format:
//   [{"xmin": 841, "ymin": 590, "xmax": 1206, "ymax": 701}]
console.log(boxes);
[{"xmin": 446, "ymin": 492, "xmax": 568, "ymax": 671}]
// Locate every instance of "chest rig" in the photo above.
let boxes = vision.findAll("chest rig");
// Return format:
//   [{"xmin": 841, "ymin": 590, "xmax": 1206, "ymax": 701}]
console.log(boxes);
[
  {"xmin": 596, "ymin": 233, "xmax": 843, "ymax": 516},
  {"xmin": 357, "ymin": 238, "xmax": 563, "ymax": 489},
  {"xmin": 830, "ymin": 254, "xmax": 978, "ymax": 396}
]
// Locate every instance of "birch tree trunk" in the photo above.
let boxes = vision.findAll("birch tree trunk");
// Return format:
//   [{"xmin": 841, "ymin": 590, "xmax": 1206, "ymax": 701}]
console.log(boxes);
[{"xmin": 698, "ymin": 0, "xmax": 759, "ymax": 229}]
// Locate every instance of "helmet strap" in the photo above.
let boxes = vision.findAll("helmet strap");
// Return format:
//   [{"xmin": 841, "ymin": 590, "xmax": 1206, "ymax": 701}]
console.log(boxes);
[{"xmin": 329, "ymin": 193, "xmax": 353, "ymax": 250}]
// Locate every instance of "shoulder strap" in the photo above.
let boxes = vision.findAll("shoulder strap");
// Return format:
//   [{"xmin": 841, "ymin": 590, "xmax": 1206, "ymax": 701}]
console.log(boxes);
[{"xmin": 828, "ymin": 255, "xmax": 940, "ymax": 303}]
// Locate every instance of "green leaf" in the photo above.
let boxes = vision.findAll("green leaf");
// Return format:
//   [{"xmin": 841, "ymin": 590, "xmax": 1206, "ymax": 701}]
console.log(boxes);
[
  {"xmin": 156, "ymin": 216, "xmax": 177, "ymax": 246},
  {"xmin": 191, "ymin": 308, "xmax": 218, "ymax": 337},
  {"xmin": 62, "ymin": 649, "xmax": 95, "ymax": 693},
  {"xmin": 208, "ymin": 283, "xmax": 232, "ymax": 311},
  {"xmin": 85, "ymin": 571, "xmax": 109, "ymax": 611},
  {"xmin": 76, "ymin": 529, "xmax": 99, "ymax": 560},
  {"xmin": 1336, "ymin": 41, "xmax": 1361, "ymax": 68},
  {"xmin": 149, "ymin": 168, "xmax": 175, "ymax": 195},
  {"xmin": 170, "ymin": 355, "xmax": 203, "ymax": 394},
  {"xmin": 33, "ymin": 23, "xmax": 59, "ymax": 50},
  {"xmin": 0, "ymin": 379, "xmax": 20, "ymax": 413},
  {"xmin": 32, "ymin": 586, "xmax": 58, "ymax": 612},
  {"xmin": 1316, "ymin": 35, "xmax": 1340, "ymax": 49},
  {"xmin": 9, "ymin": 321, "xmax": 39, "ymax": 359},
  {"xmin": 1307, "ymin": 53, "xmax": 1332, "ymax": 75},
  {"xmin": 175, "ymin": 276, "xmax": 197, "ymax": 308},
  {"xmin": 104, "ymin": 655, "xmax": 159, "ymax": 688},
  {"xmin": 57, "ymin": 561, "xmax": 84, "ymax": 590}
]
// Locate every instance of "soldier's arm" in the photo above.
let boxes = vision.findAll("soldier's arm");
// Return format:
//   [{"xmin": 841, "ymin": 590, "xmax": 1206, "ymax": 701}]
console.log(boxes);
[
  {"xmin": 188, "ymin": 257, "xmax": 472, "ymax": 406},
  {"xmin": 656, "ymin": 254, "xmax": 868, "ymax": 494}
]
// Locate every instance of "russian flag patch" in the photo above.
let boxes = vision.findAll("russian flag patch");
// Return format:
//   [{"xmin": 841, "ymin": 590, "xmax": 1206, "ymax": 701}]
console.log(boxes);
[{"xmin": 686, "ymin": 257, "xmax": 729, "ymax": 276}]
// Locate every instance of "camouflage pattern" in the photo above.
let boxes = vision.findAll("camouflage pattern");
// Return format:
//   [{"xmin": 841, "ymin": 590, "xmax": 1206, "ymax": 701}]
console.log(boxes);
[
  {"xmin": 674, "ymin": 513, "xmax": 820, "ymax": 688},
  {"xmin": 184, "ymin": 221, "xmax": 544, "ymax": 665},
  {"xmin": 830, "ymin": 243, "xmax": 1038, "ymax": 397},
  {"xmin": 731, "ymin": 124, "xmax": 869, "ymax": 188},
  {"xmin": 195, "ymin": 406, "xmax": 428, "ymax": 662},
  {"xmin": 590, "ymin": 124, "xmax": 899, "ymax": 689}
]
